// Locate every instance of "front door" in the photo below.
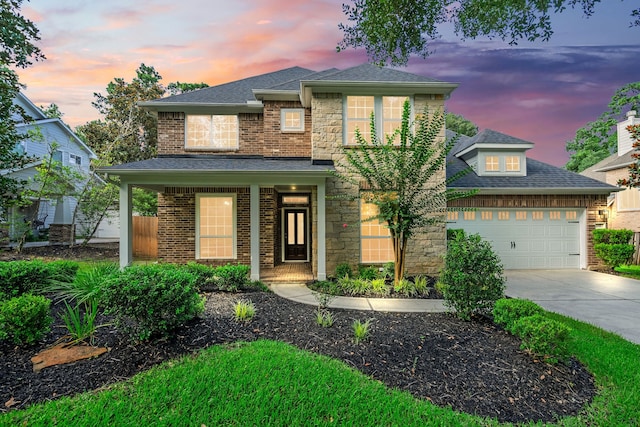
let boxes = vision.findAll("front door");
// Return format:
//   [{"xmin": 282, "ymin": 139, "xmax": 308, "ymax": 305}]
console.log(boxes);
[{"xmin": 284, "ymin": 209, "xmax": 308, "ymax": 261}]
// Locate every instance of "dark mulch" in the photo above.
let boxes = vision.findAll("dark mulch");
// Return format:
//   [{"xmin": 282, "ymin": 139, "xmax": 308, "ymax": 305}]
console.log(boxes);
[
  {"xmin": 1, "ymin": 291, "xmax": 596, "ymax": 424},
  {"xmin": 0, "ymin": 243, "xmax": 119, "ymax": 262},
  {"xmin": 0, "ymin": 244, "xmax": 597, "ymax": 423}
]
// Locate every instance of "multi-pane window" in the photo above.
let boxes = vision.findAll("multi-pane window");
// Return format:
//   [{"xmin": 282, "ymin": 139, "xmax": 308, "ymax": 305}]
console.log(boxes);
[
  {"xmin": 281, "ymin": 109, "xmax": 305, "ymax": 132},
  {"xmin": 197, "ymin": 195, "xmax": 236, "ymax": 259},
  {"xmin": 186, "ymin": 115, "xmax": 238, "ymax": 149},
  {"xmin": 345, "ymin": 95, "xmax": 410, "ymax": 145},
  {"xmin": 69, "ymin": 153, "xmax": 82, "ymax": 166},
  {"xmin": 481, "ymin": 211, "xmax": 493, "ymax": 220},
  {"xmin": 532, "ymin": 211, "xmax": 544, "ymax": 220},
  {"xmin": 549, "ymin": 211, "xmax": 561, "ymax": 220},
  {"xmin": 485, "ymin": 156, "xmax": 499, "ymax": 171},
  {"xmin": 566, "ymin": 211, "xmax": 578, "ymax": 220},
  {"xmin": 360, "ymin": 199, "xmax": 393, "ymax": 263},
  {"xmin": 506, "ymin": 156, "xmax": 520, "ymax": 172},
  {"xmin": 447, "ymin": 211, "xmax": 459, "ymax": 221},
  {"xmin": 498, "ymin": 211, "xmax": 510, "ymax": 220},
  {"xmin": 463, "ymin": 211, "xmax": 475, "ymax": 220}
]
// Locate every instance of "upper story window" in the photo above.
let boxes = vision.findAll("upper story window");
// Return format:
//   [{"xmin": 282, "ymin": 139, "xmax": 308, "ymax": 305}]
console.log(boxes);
[
  {"xmin": 344, "ymin": 95, "xmax": 410, "ymax": 145},
  {"xmin": 505, "ymin": 156, "xmax": 520, "ymax": 172},
  {"xmin": 485, "ymin": 156, "xmax": 499, "ymax": 171},
  {"xmin": 186, "ymin": 115, "xmax": 238, "ymax": 150},
  {"xmin": 281, "ymin": 109, "xmax": 305, "ymax": 132},
  {"xmin": 69, "ymin": 153, "xmax": 82, "ymax": 166}
]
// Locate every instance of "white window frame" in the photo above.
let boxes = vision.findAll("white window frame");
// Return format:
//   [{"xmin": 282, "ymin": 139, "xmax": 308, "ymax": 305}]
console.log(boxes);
[
  {"xmin": 343, "ymin": 95, "xmax": 412, "ymax": 145},
  {"xmin": 505, "ymin": 155, "xmax": 520, "ymax": 172},
  {"xmin": 185, "ymin": 114, "xmax": 239, "ymax": 150},
  {"xmin": 485, "ymin": 155, "xmax": 499, "ymax": 172},
  {"xmin": 69, "ymin": 153, "xmax": 82, "ymax": 166},
  {"xmin": 360, "ymin": 199, "xmax": 393, "ymax": 264},
  {"xmin": 196, "ymin": 194, "xmax": 237, "ymax": 259},
  {"xmin": 280, "ymin": 108, "xmax": 305, "ymax": 132}
]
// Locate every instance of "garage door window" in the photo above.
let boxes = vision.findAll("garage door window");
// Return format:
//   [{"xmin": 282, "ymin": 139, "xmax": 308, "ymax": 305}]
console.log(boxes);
[
  {"xmin": 481, "ymin": 211, "xmax": 493, "ymax": 220},
  {"xmin": 463, "ymin": 211, "xmax": 475, "ymax": 220},
  {"xmin": 516, "ymin": 211, "xmax": 527, "ymax": 220},
  {"xmin": 566, "ymin": 211, "xmax": 577, "ymax": 220},
  {"xmin": 550, "ymin": 211, "xmax": 561, "ymax": 220},
  {"xmin": 498, "ymin": 211, "xmax": 510, "ymax": 220},
  {"xmin": 447, "ymin": 211, "xmax": 459, "ymax": 221},
  {"xmin": 532, "ymin": 211, "xmax": 544, "ymax": 220}
]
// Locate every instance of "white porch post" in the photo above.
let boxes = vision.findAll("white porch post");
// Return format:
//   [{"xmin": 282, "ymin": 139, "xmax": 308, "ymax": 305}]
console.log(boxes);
[
  {"xmin": 119, "ymin": 182, "xmax": 133, "ymax": 269},
  {"xmin": 317, "ymin": 180, "xmax": 327, "ymax": 280},
  {"xmin": 250, "ymin": 184, "xmax": 260, "ymax": 280}
]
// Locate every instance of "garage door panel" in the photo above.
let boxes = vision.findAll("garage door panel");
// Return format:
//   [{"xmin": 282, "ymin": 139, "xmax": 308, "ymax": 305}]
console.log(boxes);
[{"xmin": 448, "ymin": 209, "xmax": 582, "ymax": 269}]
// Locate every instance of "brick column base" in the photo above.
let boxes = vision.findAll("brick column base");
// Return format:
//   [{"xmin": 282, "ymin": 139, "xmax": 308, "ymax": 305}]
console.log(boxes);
[{"xmin": 49, "ymin": 224, "xmax": 75, "ymax": 244}]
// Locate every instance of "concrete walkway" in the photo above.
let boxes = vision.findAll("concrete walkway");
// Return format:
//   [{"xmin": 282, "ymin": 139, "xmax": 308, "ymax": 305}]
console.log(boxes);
[
  {"xmin": 272, "ymin": 269, "xmax": 640, "ymax": 345},
  {"xmin": 505, "ymin": 269, "xmax": 640, "ymax": 345},
  {"xmin": 270, "ymin": 282, "xmax": 447, "ymax": 313}
]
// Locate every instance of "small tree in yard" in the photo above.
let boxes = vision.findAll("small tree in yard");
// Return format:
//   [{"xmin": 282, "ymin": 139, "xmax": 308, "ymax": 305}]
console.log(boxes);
[{"xmin": 332, "ymin": 100, "xmax": 474, "ymax": 285}]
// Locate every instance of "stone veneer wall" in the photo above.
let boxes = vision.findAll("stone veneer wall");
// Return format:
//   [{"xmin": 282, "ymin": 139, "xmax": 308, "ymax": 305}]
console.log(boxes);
[
  {"xmin": 604, "ymin": 167, "xmax": 640, "ymax": 232},
  {"xmin": 49, "ymin": 224, "xmax": 75, "ymax": 244},
  {"xmin": 311, "ymin": 92, "xmax": 448, "ymax": 276},
  {"xmin": 448, "ymin": 194, "xmax": 608, "ymax": 269},
  {"xmin": 157, "ymin": 186, "xmax": 275, "ymax": 269}
]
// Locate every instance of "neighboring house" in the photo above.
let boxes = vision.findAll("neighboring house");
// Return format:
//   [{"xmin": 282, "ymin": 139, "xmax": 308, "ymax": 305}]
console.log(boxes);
[
  {"xmin": 446, "ymin": 129, "xmax": 616, "ymax": 269},
  {"xmin": 581, "ymin": 111, "xmax": 640, "ymax": 232},
  {"xmin": 103, "ymin": 64, "xmax": 616, "ymax": 278},
  {"xmin": 3, "ymin": 93, "xmax": 97, "ymax": 243}
]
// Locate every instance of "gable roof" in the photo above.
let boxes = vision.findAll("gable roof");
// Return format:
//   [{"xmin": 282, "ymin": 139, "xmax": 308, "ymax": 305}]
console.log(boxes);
[
  {"xmin": 139, "ymin": 63, "xmax": 458, "ymax": 112},
  {"xmin": 446, "ymin": 131, "xmax": 617, "ymax": 195}
]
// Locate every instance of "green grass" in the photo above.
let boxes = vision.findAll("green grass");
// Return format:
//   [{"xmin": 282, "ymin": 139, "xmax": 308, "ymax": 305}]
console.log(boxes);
[
  {"xmin": 614, "ymin": 264, "xmax": 640, "ymax": 280},
  {"xmin": 2, "ymin": 316, "xmax": 640, "ymax": 426}
]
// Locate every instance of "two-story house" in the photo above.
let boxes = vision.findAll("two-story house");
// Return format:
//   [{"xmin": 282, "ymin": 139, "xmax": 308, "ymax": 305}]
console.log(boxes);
[
  {"xmin": 104, "ymin": 64, "xmax": 616, "ymax": 278},
  {"xmin": 4, "ymin": 93, "xmax": 97, "ymax": 243}
]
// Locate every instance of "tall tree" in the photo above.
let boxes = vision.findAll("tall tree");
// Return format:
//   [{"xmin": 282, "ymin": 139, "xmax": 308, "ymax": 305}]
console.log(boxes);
[
  {"xmin": 446, "ymin": 112, "xmax": 478, "ymax": 137},
  {"xmin": 167, "ymin": 81, "xmax": 209, "ymax": 95},
  {"xmin": 0, "ymin": 0, "xmax": 45, "ymax": 213},
  {"xmin": 337, "ymin": 0, "xmax": 640, "ymax": 65},
  {"xmin": 89, "ymin": 63, "xmax": 164, "ymax": 165},
  {"xmin": 566, "ymin": 82, "xmax": 640, "ymax": 172},
  {"xmin": 333, "ymin": 100, "xmax": 474, "ymax": 285}
]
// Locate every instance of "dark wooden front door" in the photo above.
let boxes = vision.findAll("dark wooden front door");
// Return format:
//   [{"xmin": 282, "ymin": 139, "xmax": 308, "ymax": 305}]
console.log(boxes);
[{"xmin": 284, "ymin": 209, "xmax": 307, "ymax": 261}]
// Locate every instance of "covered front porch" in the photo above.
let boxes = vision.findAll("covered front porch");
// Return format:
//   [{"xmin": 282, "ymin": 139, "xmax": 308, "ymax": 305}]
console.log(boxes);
[{"xmin": 103, "ymin": 157, "xmax": 332, "ymax": 281}]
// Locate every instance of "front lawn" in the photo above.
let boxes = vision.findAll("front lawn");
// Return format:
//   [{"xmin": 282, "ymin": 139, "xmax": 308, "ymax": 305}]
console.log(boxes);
[
  {"xmin": 1, "ymin": 317, "xmax": 639, "ymax": 426},
  {"xmin": 614, "ymin": 264, "xmax": 640, "ymax": 280}
]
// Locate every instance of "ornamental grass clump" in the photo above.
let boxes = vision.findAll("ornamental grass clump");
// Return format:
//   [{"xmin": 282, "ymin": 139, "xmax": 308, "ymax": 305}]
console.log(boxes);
[
  {"xmin": 352, "ymin": 319, "xmax": 372, "ymax": 344},
  {"xmin": 439, "ymin": 233, "xmax": 506, "ymax": 320},
  {"xmin": 233, "ymin": 299, "xmax": 256, "ymax": 322}
]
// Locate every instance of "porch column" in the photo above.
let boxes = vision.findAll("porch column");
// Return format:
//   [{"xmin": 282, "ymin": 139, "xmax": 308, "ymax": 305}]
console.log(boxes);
[
  {"xmin": 250, "ymin": 184, "xmax": 260, "ymax": 280},
  {"xmin": 119, "ymin": 182, "xmax": 133, "ymax": 269},
  {"xmin": 317, "ymin": 180, "xmax": 327, "ymax": 280}
]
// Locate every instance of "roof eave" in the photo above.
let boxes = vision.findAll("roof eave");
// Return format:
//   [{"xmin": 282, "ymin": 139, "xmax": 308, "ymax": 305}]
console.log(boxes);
[
  {"xmin": 252, "ymin": 89, "xmax": 301, "ymax": 102},
  {"xmin": 594, "ymin": 161, "xmax": 635, "ymax": 172},
  {"xmin": 137, "ymin": 101, "xmax": 264, "ymax": 114},
  {"xmin": 300, "ymin": 80, "xmax": 459, "ymax": 107},
  {"xmin": 448, "ymin": 187, "xmax": 620, "ymax": 195}
]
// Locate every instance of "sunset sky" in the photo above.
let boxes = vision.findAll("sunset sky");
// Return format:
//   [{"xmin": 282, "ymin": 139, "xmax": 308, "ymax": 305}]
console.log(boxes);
[{"xmin": 18, "ymin": 0, "xmax": 640, "ymax": 166}]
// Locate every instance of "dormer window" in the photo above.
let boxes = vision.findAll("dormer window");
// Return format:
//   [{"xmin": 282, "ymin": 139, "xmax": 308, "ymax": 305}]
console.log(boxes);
[
  {"xmin": 485, "ymin": 156, "xmax": 499, "ymax": 171},
  {"xmin": 506, "ymin": 156, "xmax": 520, "ymax": 172}
]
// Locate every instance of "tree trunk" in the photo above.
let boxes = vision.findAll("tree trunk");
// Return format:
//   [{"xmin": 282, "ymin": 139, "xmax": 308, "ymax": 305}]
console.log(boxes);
[{"xmin": 392, "ymin": 231, "xmax": 407, "ymax": 286}]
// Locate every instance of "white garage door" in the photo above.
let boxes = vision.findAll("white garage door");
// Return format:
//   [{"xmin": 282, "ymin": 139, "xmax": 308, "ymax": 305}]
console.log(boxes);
[{"xmin": 447, "ymin": 209, "xmax": 582, "ymax": 269}]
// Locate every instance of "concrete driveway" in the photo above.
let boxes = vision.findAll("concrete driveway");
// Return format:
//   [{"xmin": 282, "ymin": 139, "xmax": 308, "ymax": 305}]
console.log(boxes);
[{"xmin": 505, "ymin": 269, "xmax": 640, "ymax": 345}]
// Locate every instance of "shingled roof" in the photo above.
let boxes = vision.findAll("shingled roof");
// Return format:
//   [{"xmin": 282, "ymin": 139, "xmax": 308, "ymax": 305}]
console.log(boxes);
[{"xmin": 446, "ymin": 131, "xmax": 617, "ymax": 194}]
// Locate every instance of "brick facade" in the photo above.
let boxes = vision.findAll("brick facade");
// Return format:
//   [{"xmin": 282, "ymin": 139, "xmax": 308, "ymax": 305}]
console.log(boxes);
[{"xmin": 448, "ymin": 194, "xmax": 608, "ymax": 268}]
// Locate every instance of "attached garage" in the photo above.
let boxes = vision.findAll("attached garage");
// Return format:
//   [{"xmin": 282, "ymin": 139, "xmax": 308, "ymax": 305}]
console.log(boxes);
[{"xmin": 447, "ymin": 208, "xmax": 583, "ymax": 269}]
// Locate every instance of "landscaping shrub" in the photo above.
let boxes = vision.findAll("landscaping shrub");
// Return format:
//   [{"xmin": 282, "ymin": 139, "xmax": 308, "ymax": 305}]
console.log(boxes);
[
  {"xmin": 0, "ymin": 294, "xmax": 53, "ymax": 345},
  {"xmin": 493, "ymin": 298, "xmax": 544, "ymax": 333},
  {"xmin": 446, "ymin": 228, "xmax": 465, "ymax": 241},
  {"xmin": 357, "ymin": 265, "xmax": 379, "ymax": 280},
  {"xmin": 394, "ymin": 278, "xmax": 417, "ymax": 297},
  {"xmin": 370, "ymin": 278, "xmax": 390, "ymax": 296},
  {"xmin": 381, "ymin": 262, "xmax": 394, "ymax": 280},
  {"xmin": 439, "ymin": 233, "xmax": 506, "ymax": 320},
  {"xmin": 46, "ymin": 262, "xmax": 119, "ymax": 305},
  {"xmin": 0, "ymin": 260, "xmax": 50, "ymax": 298},
  {"xmin": 102, "ymin": 264, "xmax": 205, "ymax": 341},
  {"xmin": 511, "ymin": 314, "xmax": 570, "ymax": 363},
  {"xmin": 186, "ymin": 263, "xmax": 250, "ymax": 292},
  {"xmin": 335, "ymin": 262, "xmax": 353, "ymax": 279},
  {"xmin": 593, "ymin": 229, "xmax": 635, "ymax": 268}
]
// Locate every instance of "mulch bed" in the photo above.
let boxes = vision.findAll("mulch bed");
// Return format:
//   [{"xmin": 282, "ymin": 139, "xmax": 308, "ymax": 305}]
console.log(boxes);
[{"xmin": 0, "ymin": 291, "xmax": 596, "ymax": 424}]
